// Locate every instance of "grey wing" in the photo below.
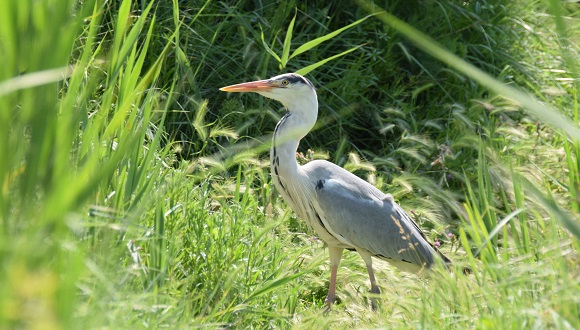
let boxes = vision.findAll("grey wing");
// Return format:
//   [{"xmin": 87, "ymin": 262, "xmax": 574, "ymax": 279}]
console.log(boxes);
[{"xmin": 313, "ymin": 175, "xmax": 437, "ymax": 268}]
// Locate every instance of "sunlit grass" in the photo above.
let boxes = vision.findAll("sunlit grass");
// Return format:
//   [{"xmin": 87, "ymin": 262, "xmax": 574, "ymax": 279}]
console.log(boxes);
[{"xmin": 1, "ymin": 0, "xmax": 579, "ymax": 328}]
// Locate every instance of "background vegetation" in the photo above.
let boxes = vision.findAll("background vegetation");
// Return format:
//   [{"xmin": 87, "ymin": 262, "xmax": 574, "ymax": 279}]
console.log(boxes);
[{"xmin": 1, "ymin": 0, "xmax": 578, "ymax": 328}]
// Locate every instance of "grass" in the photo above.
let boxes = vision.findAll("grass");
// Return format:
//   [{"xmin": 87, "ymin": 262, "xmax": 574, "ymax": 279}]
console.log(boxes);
[{"xmin": 1, "ymin": 0, "xmax": 579, "ymax": 328}]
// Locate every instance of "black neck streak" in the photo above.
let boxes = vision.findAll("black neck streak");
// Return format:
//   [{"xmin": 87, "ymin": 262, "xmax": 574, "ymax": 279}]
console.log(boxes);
[{"xmin": 272, "ymin": 112, "xmax": 294, "ymax": 203}]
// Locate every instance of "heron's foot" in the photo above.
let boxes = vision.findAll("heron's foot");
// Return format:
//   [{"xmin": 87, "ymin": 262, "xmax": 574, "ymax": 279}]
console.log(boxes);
[
  {"xmin": 370, "ymin": 299, "xmax": 378, "ymax": 311},
  {"xmin": 369, "ymin": 285, "xmax": 381, "ymax": 311},
  {"xmin": 324, "ymin": 293, "xmax": 337, "ymax": 314}
]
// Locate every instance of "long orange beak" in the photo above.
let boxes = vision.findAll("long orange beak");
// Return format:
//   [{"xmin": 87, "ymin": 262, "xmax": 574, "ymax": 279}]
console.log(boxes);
[{"xmin": 219, "ymin": 80, "xmax": 275, "ymax": 93}]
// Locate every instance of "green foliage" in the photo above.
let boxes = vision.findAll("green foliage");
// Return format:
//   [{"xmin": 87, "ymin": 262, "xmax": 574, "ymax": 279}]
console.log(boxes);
[
  {"xmin": 1, "ymin": 0, "xmax": 579, "ymax": 328},
  {"xmin": 0, "ymin": 0, "xmax": 173, "ymax": 327},
  {"xmin": 259, "ymin": 11, "xmax": 372, "ymax": 75}
]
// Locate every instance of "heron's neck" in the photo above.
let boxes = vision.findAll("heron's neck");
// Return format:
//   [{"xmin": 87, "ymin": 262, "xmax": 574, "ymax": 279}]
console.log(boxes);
[
  {"xmin": 271, "ymin": 113, "xmax": 315, "ymax": 179},
  {"xmin": 271, "ymin": 114, "xmax": 296, "ymax": 175},
  {"xmin": 270, "ymin": 93, "xmax": 318, "ymax": 181}
]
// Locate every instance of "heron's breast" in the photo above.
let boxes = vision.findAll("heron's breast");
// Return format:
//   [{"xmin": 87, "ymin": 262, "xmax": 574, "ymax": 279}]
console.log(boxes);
[{"xmin": 271, "ymin": 170, "xmax": 349, "ymax": 248}]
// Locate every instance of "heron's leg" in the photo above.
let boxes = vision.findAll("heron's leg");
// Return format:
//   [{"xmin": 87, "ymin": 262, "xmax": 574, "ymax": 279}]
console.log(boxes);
[
  {"xmin": 357, "ymin": 250, "xmax": 381, "ymax": 310},
  {"xmin": 325, "ymin": 246, "xmax": 343, "ymax": 309}
]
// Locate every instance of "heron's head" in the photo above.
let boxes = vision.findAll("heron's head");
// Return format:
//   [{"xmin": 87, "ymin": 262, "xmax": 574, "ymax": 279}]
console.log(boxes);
[{"xmin": 220, "ymin": 73, "xmax": 317, "ymax": 110}]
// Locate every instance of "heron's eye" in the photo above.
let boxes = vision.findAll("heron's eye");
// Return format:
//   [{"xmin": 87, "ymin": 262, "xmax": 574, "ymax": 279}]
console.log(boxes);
[{"xmin": 281, "ymin": 79, "xmax": 289, "ymax": 87}]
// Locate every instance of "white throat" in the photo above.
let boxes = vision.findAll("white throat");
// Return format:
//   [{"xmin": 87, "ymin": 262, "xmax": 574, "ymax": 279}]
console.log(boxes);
[{"xmin": 269, "ymin": 92, "xmax": 318, "ymax": 181}]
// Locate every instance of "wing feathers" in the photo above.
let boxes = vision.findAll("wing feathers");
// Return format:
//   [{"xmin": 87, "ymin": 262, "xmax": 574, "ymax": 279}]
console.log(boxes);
[{"xmin": 303, "ymin": 160, "xmax": 438, "ymax": 270}]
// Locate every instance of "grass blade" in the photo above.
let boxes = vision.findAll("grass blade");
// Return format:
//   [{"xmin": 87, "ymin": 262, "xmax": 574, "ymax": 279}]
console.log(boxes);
[
  {"xmin": 280, "ymin": 12, "xmax": 296, "ymax": 68},
  {"xmin": 524, "ymin": 178, "xmax": 580, "ymax": 240},
  {"xmin": 260, "ymin": 26, "xmax": 281, "ymax": 63},
  {"xmin": 290, "ymin": 14, "xmax": 373, "ymax": 59},
  {"xmin": 0, "ymin": 67, "xmax": 71, "ymax": 97},
  {"xmin": 243, "ymin": 270, "xmax": 309, "ymax": 303},
  {"xmin": 296, "ymin": 44, "xmax": 365, "ymax": 76},
  {"xmin": 194, "ymin": 100, "xmax": 209, "ymax": 141},
  {"xmin": 473, "ymin": 208, "xmax": 524, "ymax": 258}
]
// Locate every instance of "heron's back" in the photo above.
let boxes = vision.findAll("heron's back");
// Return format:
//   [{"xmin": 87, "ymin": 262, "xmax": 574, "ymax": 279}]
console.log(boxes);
[{"xmin": 301, "ymin": 160, "xmax": 439, "ymax": 272}]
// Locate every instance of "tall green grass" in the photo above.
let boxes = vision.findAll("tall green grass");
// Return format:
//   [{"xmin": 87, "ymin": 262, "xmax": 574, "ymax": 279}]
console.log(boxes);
[
  {"xmin": 1, "ymin": 0, "xmax": 579, "ymax": 328},
  {"xmin": 1, "ymin": 0, "xmax": 173, "ymax": 327}
]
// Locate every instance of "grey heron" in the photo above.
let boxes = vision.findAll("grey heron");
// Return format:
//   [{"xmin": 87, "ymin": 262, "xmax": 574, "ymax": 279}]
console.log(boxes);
[{"xmin": 220, "ymin": 73, "xmax": 454, "ymax": 310}]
